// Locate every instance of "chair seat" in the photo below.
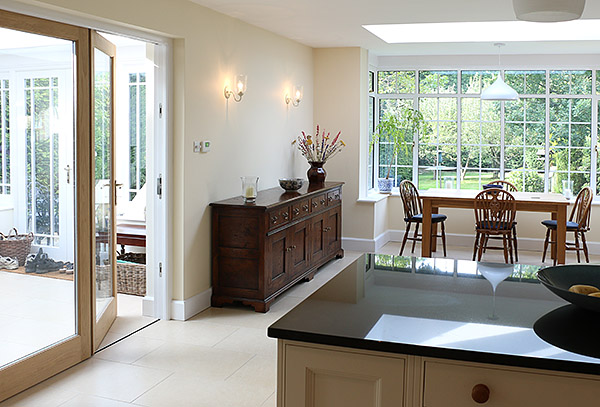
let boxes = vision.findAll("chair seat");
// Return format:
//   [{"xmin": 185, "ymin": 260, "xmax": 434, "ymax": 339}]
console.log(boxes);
[
  {"xmin": 405, "ymin": 213, "xmax": 447, "ymax": 223},
  {"xmin": 541, "ymin": 219, "xmax": 579, "ymax": 230},
  {"xmin": 476, "ymin": 221, "xmax": 514, "ymax": 230}
]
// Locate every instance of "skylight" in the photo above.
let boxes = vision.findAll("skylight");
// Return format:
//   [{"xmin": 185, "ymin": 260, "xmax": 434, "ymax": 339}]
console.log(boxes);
[{"xmin": 363, "ymin": 20, "xmax": 600, "ymax": 44}]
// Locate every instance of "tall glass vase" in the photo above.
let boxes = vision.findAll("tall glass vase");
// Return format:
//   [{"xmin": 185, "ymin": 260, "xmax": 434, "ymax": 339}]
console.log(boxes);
[{"xmin": 307, "ymin": 161, "xmax": 326, "ymax": 186}]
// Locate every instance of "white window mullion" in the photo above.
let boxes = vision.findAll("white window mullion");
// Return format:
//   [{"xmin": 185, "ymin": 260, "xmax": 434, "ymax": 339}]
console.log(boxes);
[
  {"xmin": 591, "ymin": 70, "xmax": 598, "ymax": 196},
  {"xmin": 545, "ymin": 70, "xmax": 551, "ymax": 193}
]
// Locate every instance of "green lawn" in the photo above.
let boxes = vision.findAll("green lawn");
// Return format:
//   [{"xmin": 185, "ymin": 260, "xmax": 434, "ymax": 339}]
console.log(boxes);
[{"xmin": 417, "ymin": 171, "xmax": 496, "ymax": 190}]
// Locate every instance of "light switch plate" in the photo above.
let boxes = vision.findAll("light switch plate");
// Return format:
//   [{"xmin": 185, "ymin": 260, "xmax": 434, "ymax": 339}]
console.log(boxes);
[
  {"xmin": 193, "ymin": 141, "xmax": 201, "ymax": 153},
  {"xmin": 202, "ymin": 140, "xmax": 211, "ymax": 152}
]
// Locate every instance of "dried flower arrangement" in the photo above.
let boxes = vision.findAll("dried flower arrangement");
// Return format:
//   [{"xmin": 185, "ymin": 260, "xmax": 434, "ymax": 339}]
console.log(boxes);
[{"xmin": 293, "ymin": 125, "xmax": 345, "ymax": 163}]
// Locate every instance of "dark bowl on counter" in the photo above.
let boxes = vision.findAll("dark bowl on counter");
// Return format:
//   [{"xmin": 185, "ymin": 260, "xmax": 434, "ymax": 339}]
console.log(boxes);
[
  {"xmin": 537, "ymin": 264, "xmax": 600, "ymax": 313},
  {"xmin": 279, "ymin": 178, "xmax": 304, "ymax": 191}
]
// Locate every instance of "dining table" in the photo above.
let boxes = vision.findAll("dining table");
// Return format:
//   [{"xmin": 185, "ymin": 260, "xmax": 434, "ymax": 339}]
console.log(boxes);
[{"xmin": 419, "ymin": 189, "xmax": 570, "ymax": 264}]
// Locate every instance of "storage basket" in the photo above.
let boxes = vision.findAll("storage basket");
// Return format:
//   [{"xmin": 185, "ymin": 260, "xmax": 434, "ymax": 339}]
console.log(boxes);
[
  {"xmin": 117, "ymin": 261, "xmax": 146, "ymax": 296},
  {"xmin": 0, "ymin": 228, "xmax": 34, "ymax": 266}
]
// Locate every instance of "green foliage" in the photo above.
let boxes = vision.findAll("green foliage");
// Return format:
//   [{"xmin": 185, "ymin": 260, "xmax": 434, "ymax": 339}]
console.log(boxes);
[
  {"xmin": 505, "ymin": 169, "xmax": 544, "ymax": 192},
  {"xmin": 371, "ymin": 106, "xmax": 427, "ymax": 179}
]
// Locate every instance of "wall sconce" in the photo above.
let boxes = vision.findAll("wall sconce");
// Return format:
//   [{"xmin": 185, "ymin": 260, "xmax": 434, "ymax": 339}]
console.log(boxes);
[
  {"xmin": 285, "ymin": 85, "xmax": 303, "ymax": 107},
  {"xmin": 224, "ymin": 74, "xmax": 247, "ymax": 102}
]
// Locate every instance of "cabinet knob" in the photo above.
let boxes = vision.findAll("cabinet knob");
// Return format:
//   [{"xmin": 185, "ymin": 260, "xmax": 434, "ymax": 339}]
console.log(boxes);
[
  {"xmin": 293, "ymin": 208, "xmax": 300, "ymax": 215},
  {"xmin": 320, "ymin": 198, "xmax": 326, "ymax": 205},
  {"xmin": 328, "ymin": 196, "xmax": 333, "ymax": 202},
  {"xmin": 291, "ymin": 245, "xmax": 297, "ymax": 249},
  {"xmin": 324, "ymin": 227, "xmax": 331, "ymax": 232},
  {"xmin": 471, "ymin": 384, "xmax": 490, "ymax": 404},
  {"xmin": 282, "ymin": 212, "xmax": 289, "ymax": 220},
  {"xmin": 312, "ymin": 202, "xmax": 318, "ymax": 208},
  {"xmin": 302, "ymin": 204, "xmax": 309, "ymax": 211},
  {"xmin": 286, "ymin": 246, "xmax": 296, "ymax": 252},
  {"xmin": 271, "ymin": 216, "xmax": 278, "ymax": 223}
]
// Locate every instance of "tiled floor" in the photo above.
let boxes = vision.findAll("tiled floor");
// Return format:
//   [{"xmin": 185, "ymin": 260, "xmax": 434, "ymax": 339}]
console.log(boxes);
[{"xmin": 2, "ymin": 243, "xmax": 599, "ymax": 406}]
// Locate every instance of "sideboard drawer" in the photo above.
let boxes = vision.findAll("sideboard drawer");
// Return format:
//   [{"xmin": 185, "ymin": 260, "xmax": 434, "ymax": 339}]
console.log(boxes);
[
  {"xmin": 327, "ymin": 189, "xmax": 341, "ymax": 205},
  {"xmin": 269, "ymin": 206, "xmax": 290, "ymax": 230},
  {"xmin": 311, "ymin": 194, "xmax": 327, "ymax": 212},
  {"xmin": 423, "ymin": 359, "xmax": 600, "ymax": 406},
  {"xmin": 292, "ymin": 199, "xmax": 310, "ymax": 220}
]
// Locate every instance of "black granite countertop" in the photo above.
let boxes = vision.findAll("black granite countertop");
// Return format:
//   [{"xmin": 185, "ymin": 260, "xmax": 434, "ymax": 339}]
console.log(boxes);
[{"xmin": 267, "ymin": 254, "xmax": 600, "ymax": 376}]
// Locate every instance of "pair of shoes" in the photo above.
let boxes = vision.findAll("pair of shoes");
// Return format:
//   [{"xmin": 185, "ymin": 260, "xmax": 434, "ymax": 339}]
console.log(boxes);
[
  {"xmin": 25, "ymin": 248, "xmax": 44, "ymax": 273},
  {"xmin": 0, "ymin": 256, "xmax": 18, "ymax": 270},
  {"xmin": 36, "ymin": 253, "xmax": 64, "ymax": 274}
]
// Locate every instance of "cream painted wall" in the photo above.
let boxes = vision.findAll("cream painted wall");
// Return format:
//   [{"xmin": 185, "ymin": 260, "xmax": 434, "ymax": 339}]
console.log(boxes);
[
  {"xmin": 15, "ymin": 0, "xmax": 314, "ymax": 301},
  {"xmin": 313, "ymin": 47, "xmax": 376, "ymax": 240}
]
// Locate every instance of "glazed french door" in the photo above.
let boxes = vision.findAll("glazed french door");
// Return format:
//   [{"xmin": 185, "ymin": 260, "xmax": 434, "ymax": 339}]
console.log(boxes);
[
  {"xmin": 0, "ymin": 10, "xmax": 93, "ymax": 402},
  {"xmin": 91, "ymin": 31, "xmax": 118, "ymax": 351}
]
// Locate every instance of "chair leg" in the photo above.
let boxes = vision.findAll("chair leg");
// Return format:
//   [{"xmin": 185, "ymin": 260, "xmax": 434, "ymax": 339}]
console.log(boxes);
[
  {"xmin": 508, "ymin": 233, "xmax": 514, "ymax": 264},
  {"xmin": 581, "ymin": 231, "xmax": 590, "ymax": 263},
  {"xmin": 541, "ymin": 228, "xmax": 551, "ymax": 263},
  {"xmin": 477, "ymin": 233, "xmax": 486, "ymax": 261},
  {"xmin": 512, "ymin": 225, "xmax": 518, "ymax": 263},
  {"xmin": 502, "ymin": 235, "xmax": 509, "ymax": 264},
  {"xmin": 400, "ymin": 222, "xmax": 411, "ymax": 256},
  {"xmin": 574, "ymin": 231, "xmax": 581, "ymax": 263},
  {"xmin": 411, "ymin": 223, "xmax": 420, "ymax": 254},
  {"xmin": 441, "ymin": 222, "xmax": 447, "ymax": 257},
  {"xmin": 472, "ymin": 231, "xmax": 480, "ymax": 261}
]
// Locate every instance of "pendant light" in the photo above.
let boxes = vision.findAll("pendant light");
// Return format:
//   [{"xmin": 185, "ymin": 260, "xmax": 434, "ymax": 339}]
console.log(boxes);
[
  {"xmin": 513, "ymin": 0, "xmax": 585, "ymax": 22},
  {"xmin": 481, "ymin": 43, "xmax": 519, "ymax": 101}
]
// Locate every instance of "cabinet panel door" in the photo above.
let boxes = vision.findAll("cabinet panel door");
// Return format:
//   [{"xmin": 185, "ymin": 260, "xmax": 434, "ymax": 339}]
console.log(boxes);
[
  {"xmin": 309, "ymin": 213, "xmax": 326, "ymax": 265},
  {"xmin": 325, "ymin": 206, "xmax": 341, "ymax": 256},
  {"xmin": 285, "ymin": 344, "xmax": 406, "ymax": 407},
  {"xmin": 266, "ymin": 229, "xmax": 288, "ymax": 293},
  {"xmin": 289, "ymin": 220, "xmax": 310, "ymax": 278}
]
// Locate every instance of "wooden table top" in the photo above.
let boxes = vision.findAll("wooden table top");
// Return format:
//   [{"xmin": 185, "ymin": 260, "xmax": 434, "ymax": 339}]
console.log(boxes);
[{"xmin": 419, "ymin": 189, "xmax": 569, "ymax": 206}]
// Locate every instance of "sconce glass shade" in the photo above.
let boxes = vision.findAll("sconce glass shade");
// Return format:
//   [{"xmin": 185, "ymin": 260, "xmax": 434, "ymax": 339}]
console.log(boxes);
[
  {"xmin": 481, "ymin": 76, "xmax": 519, "ymax": 101},
  {"xmin": 224, "ymin": 74, "xmax": 247, "ymax": 102},
  {"xmin": 513, "ymin": 0, "xmax": 585, "ymax": 22},
  {"xmin": 286, "ymin": 85, "xmax": 303, "ymax": 107}
]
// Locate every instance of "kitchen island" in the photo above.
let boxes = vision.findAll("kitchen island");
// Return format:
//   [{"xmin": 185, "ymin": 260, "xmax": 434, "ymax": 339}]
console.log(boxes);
[{"xmin": 267, "ymin": 254, "xmax": 600, "ymax": 406}]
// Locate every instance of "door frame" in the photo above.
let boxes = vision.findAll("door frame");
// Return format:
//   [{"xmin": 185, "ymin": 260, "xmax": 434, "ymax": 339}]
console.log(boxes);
[
  {"xmin": 1, "ymin": 0, "xmax": 173, "ymax": 321},
  {"xmin": 0, "ymin": 9, "xmax": 93, "ymax": 401}
]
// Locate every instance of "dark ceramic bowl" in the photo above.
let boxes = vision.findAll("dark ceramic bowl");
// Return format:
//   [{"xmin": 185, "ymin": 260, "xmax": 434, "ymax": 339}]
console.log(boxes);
[
  {"xmin": 482, "ymin": 184, "xmax": 503, "ymax": 190},
  {"xmin": 537, "ymin": 264, "xmax": 600, "ymax": 313},
  {"xmin": 279, "ymin": 178, "xmax": 304, "ymax": 191}
]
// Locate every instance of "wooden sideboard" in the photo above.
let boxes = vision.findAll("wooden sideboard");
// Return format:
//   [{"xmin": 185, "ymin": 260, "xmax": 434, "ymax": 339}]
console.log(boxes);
[{"xmin": 210, "ymin": 182, "xmax": 344, "ymax": 312}]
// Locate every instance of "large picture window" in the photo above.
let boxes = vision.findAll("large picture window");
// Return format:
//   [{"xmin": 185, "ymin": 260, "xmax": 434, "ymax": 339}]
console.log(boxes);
[{"xmin": 371, "ymin": 68, "xmax": 599, "ymax": 196}]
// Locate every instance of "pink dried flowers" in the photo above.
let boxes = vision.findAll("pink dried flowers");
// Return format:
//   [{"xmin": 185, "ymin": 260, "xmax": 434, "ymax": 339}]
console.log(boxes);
[{"xmin": 292, "ymin": 125, "xmax": 345, "ymax": 163}]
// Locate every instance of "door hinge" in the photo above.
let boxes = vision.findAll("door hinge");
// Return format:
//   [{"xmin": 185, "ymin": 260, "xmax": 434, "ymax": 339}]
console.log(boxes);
[
  {"xmin": 159, "ymin": 103, "xmax": 163, "ymax": 119},
  {"xmin": 157, "ymin": 173, "xmax": 163, "ymax": 199},
  {"xmin": 159, "ymin": 262, "xmax": 163, "ymax": 277}
]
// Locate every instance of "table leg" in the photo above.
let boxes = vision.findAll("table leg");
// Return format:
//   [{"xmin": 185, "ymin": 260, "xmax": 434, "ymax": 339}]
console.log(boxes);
[
  {"xmin": 550, "ymin": 212, "xmax": 557, "ymax": 260},
  {"xmin": 431, "ymin": 207, "xmax": 439, "ymax": 253},
  {"xmin": 556, "ymin": 206, "xmax": 567, "ymax": 265},
  {"xmin": 422, "ymin": 200, "xmax": 433, "ymax": 258}
]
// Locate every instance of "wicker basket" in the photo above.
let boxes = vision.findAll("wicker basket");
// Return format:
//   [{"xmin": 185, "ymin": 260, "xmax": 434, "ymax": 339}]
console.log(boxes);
[
  {"xmin": 0, "ymin": 228, "xmax": 34, "ymax": 266},
  {"xmin": 117, "ymin": 261, "xmax": 146, "ymax": 296}
]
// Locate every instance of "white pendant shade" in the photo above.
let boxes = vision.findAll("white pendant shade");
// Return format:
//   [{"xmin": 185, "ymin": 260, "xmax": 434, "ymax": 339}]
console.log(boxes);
[
  {"xmin": 513, "ymin": 0, "xmax": 585, "ymax": 22},
  {"xmin": 481, "ymin": 76, "xmax": 519, "ymax": 101}
]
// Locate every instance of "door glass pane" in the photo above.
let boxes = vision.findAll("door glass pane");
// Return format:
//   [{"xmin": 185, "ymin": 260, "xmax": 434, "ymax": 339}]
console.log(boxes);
[
  {"xmin": 94, "ymin": 48, "xmax": 113, "ymax": 319},
  {"xmin": 0, "ymin": 27, "xmax": 75, "ymax": 368}
]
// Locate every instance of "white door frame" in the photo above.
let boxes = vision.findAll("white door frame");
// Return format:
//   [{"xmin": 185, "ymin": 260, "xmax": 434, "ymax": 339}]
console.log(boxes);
[{"xmin": 0, "ymin": 0, "xmax": 173, "ymax": 320}]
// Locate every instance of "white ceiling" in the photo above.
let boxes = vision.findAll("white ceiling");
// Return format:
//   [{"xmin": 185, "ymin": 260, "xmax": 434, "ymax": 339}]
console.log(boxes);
[{"xmin": 189, "ymin": 0, "xmax": 600, "ymax": 56}]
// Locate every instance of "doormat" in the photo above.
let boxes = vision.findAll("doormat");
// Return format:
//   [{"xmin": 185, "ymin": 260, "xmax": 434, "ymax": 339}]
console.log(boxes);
[{"xmin": 1, "ymin": 266, "xmax": 74, "ymax": 281}]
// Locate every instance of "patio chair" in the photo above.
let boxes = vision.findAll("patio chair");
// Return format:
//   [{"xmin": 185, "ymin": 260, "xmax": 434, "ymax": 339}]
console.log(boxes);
[
  {"xmin": 473, "ymin": 188, "xmax": 517, "ymax": 263},
  {"xmin": 399, "ymin": 180, "xmax": 447, "ymax": 257},
  {"xmin": 541, "ymin": 186, "xmax": 592, "ymax": 265}
]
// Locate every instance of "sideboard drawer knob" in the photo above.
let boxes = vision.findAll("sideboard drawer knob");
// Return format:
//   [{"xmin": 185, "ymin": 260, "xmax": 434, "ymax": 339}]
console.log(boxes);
[
  {"xmin": 320, "ymin": 198, "xmax": 326, "ymax": 205},
  {"xmin": 328, "ymin": 196, "xmax": 333, "ymax": 202},
  {"xmin": 302, "ymin": 204, "xmax": 309, "ymax": 211},
  {"xmin": 471, "ymin": 384, "xmax": 490, "ymax": 404},
  {"xmin": 282, "ymin": 212, "xmax": 289, "ymax": 220},
  {"xmin": 312, "ymin": 202, "xmax": 318, "ymax": 208},
  {"xmin": 271, "ymin": 216, "xmax": 278, "ymax": 223},
  {"xmin": 293, "ymin": 208, "xmax": 300, "ymax": 215}
]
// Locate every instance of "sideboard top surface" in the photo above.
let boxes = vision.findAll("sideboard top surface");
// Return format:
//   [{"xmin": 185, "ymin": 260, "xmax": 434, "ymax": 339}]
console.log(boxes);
[{"xmin": 210, "ymin": 181, "xmax": 344, "ymax": 209}]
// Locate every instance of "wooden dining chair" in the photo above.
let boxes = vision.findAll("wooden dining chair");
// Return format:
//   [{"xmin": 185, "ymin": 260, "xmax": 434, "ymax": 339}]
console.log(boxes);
[
  {"xmin": 488, "ymin": 180, "xmax": 519, "ymax": 262},
  {"xmin": 399, "ymin": 180, "xmax": 447, "ymax": 257},
  {"xmin": 472, "ymin": 189, "xmax": 517, "ymax": 263},
  {"xmin": 541, "ymin": 186, "xmax": 592, "ymax": 265}
]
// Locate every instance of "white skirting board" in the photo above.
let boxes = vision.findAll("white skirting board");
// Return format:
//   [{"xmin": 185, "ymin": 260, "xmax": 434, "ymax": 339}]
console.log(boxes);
[
  {"xmin": 343, "ymin": 230, "xmax": 600, "ymax": 256},
  {"xmin": 142, "ymin": 289, "xmax": 212, "ymax": 320}
]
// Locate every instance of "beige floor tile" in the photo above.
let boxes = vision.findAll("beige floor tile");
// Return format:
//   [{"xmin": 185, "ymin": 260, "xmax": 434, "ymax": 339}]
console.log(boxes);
[
  {"xmin": 42, "ymin": 358, "xmax": 171, "ymax": 403},
  {"xmin": 226, "ymin": 354, "xmax": 277, "ymax": 390},
  {"xmin": 107, "ymin": 314, "xmax": 157, "ymax": 335},
  {"xmin": 95, "ymin": 334, "xmax": 165, "ymax": 364},
  {"xmin": 133, "ymin": 342, "xmax": 253, "ymax": 380},
  {"xmin": 98, "ymin": 332, "xmax": 123, "ymax": 349},
  {"xmin": 214, "ymin": 327, "xmax": 276, "ymax": 358},
  {"xmin": 261, "ymin": 393, "xmax": 277, "ymax": 407},
  {"xmin": 59, "ymin": 394, "xmax": 135, "ymax": 407},
  {"xmin": 0, "ymin": 381, "xmax": 77, "ymax": 407},
  {"xmin": 135, "ymin": 319, "xmax": 238, "ymax": 347},
  {"xmin": 133, "ymin": 372, "xmax": 273, "ymax": 407}
]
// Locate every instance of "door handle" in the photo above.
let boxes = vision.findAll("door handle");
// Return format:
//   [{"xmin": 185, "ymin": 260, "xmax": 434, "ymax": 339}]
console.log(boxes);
[{"xmin": 64, "ymin": 165, "xmax": 71, "ymax": 184}]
